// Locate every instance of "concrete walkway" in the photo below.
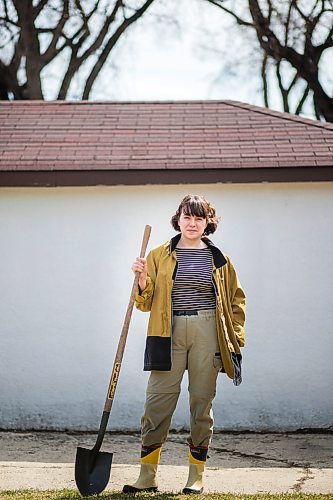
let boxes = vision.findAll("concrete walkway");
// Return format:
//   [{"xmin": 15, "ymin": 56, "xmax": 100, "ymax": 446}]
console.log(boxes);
[{"xmin": 0, "ymin": 431, "xmax": 332, "ymax": 494}]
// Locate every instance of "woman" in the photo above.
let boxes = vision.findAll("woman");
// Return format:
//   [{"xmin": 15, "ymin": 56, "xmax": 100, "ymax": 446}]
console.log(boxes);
[{"xmin": 123, "ymin": 194, "xmax": 246, "ymax": 494}]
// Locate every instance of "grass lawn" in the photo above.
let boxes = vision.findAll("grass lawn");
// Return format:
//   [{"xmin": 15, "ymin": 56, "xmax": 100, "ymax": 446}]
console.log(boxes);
[{"xmin": 0, "ymin": 492, "xmax": 332, "ymax": 500}]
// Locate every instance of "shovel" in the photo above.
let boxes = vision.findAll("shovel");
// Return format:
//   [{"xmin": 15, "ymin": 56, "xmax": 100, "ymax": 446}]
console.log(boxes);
[{"xmin": 75, "ymin": 224, "xmax": 152, "ymax": 496}]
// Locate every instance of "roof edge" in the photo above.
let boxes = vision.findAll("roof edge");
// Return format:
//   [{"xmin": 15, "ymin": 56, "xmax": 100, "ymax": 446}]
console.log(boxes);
[
  {"xmin": 223, "ymin": 100, "xmax": 333, "ymax": 131},
  {"xmin": 1, "ymin": 166, "xmax": 332, "ymax": 188}
]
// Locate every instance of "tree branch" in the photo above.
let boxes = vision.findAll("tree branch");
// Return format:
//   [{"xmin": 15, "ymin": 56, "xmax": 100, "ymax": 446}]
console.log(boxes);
[
  {"xmin": 249, "ymin": 0, "xmax": 304, "ymax": 68},
  {"xmin": 57, "ymin": 45, "xmax": 80, "ymax": 99},
  {"xmin": 0, "ymin": 58, "xmax": 22, "ymax": 98},
  {"xmin": 208, "ymin": 0, "xmax": 333, "ymax": 121},
  {"xmin": 33, "ymin": 0, "xmax": 51, "ymax": 19},
  {"xmin": 41, "ymin": 0, "xmax": 69, "ymax": 67},
  {"xmin": 276, "ymin": 61, "xmax": 290, "ymax": 113},
  {"xmin": 76, "ymin": 0, "xmax": 123, "ymax": 65},
  {"xmin": 82, "ymin": 0, "xmax": 156, "ymax": 99},
  {"xmin": 314, "ymin": 23, "xmax": 333, "ymax": 58},
  {"xmin": 295, "ymin": 83, "xmax": 310, "ymax": 115},
  {"xmin": 56, "ymin": 0, "xmax": 123, "ymax": 99},
  {"xmin": 313, "ymin": 92, "xmax": 321, "ymax": 120},
  {"xmin": 285, "ymin": 0, "xmax": 295, "ymax": 46},
  {"xmin": 204, "ymin": 0, "xmax": 254, "ymax": 27},
  {"xmin": 302, "ymin": 6, "xmax": 323, "ymax": 57},
  {"xmin": 292, "ymin": 1, "xmax": 308, "ymax": 21},
  {"xmin": 261, "ymin": 53, "xmax": 269, "ymax": 107},
  {"xmin": 287, "ymin": 70, "xmax": 299, "ymax": 93},
  {"xmin": 12, "ymin": 0, "xmax": 43, "ymax": 98},
  {"xmin": 69, "ymin": 1, "xmax": 102, "ymax": 53},
  {"xmin": 0, "ymin": 16, "xmax": 19, "ymax": 28}
]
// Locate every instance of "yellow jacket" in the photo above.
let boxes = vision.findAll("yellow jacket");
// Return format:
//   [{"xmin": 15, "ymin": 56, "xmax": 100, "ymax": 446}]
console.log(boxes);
[{"xmin": 135, "ymin": 234, "xmax": 246, "ymax": 385}]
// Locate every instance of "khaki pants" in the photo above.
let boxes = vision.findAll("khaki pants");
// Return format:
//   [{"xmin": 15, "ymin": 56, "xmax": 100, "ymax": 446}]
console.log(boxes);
[{"xmin": 141, "ymin": 310, "xmax": 222, "ymax": 448}]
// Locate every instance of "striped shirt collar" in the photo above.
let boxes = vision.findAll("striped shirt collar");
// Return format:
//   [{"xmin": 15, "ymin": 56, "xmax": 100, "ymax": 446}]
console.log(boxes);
[{"xmin": 169, "ymin": 233, "xmax": 227, "ymax": 269}]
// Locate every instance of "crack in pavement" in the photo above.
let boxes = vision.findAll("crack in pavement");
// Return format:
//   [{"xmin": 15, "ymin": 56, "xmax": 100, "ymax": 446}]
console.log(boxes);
[
  {"xmin": 291, "ymin": 467, "xmax": 315, "ymax": 492},
  {"xmin": 166, "ymin": 436, "xmax": 310, "ymax": 467},
  {"xmin": 210, "ymin": 446, "xmax": 308, "ymax": 468}
]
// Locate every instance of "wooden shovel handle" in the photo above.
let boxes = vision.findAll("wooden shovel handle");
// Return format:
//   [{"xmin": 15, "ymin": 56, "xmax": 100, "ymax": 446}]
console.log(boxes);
[{"xmin": 103, "ymin": 224, "xmax": 152, "ymax": 413}]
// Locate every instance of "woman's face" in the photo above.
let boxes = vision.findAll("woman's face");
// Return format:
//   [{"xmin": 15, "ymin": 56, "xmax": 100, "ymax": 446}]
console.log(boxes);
[{"xmin": 178, "ymin": 210, "xmax": 207, "ymax": 240}]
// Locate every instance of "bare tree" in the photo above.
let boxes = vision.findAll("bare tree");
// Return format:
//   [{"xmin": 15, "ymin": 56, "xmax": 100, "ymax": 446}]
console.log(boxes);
[
  {"xmin": 205, "ymin": 0, "xmax": 333, "ymax": 122},
  {"xmin": 0, "ymin": 0, "xmax": 157, "ymax": 100}
]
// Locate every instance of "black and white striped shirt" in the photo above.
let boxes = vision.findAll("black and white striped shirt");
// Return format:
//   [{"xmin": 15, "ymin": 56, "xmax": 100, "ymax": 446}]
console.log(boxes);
[{"xmin": 172, "ymin": 247, "xmax": 216, "ymax": 311}]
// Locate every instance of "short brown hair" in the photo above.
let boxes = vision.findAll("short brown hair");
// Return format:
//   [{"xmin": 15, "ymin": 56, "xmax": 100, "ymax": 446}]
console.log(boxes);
[{"xmin": 171, "ymin": 194, "xmax": 220, "ymax": 235}]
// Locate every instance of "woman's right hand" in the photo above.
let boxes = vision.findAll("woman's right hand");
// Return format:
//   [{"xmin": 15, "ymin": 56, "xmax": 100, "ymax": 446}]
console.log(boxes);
[{"xmin": 132, "ymin": 257, "xmax": 148, "ymax": 291}]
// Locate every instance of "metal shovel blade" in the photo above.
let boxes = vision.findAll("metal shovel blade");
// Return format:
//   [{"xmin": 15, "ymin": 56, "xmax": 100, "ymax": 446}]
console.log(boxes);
[{"xmin": 75, "ymin": 446, "xmax": 113, "ymax": 496}]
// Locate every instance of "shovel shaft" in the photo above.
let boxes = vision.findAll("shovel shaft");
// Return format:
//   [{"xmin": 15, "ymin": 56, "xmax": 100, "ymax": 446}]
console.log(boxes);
[
  {"xmin": 103, "ymin": 224, "xmax": 151, "ymax": 413},
  {"xmin": 75, "ymin": 225, "xmax": 152, "ymax": 495}
]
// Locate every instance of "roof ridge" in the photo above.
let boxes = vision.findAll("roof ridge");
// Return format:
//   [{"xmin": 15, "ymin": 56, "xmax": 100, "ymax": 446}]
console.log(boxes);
[
  {"xmin": 1, "ymin": 99, "xmax": 333, "ymax": 131},
  {"xmin": 223, "ymin": 100, "xmax": 333, "ymax": 131}
]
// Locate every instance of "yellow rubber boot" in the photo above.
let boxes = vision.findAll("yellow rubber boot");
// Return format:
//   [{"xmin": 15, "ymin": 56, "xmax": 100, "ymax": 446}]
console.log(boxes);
[
  {"xmin": 123, "ymin": 445, "xmax": 161, "ymax": 493},
  {"xmin": 182, "ymin": 445, "xmax": 208, "ymax": 494}
]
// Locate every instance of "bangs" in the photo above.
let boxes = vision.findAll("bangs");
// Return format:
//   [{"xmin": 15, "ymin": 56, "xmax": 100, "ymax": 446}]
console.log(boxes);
[
  {"xmin": 182, "ymin": 200, "xmax": 207, "ymax": 218},
  {"xmin": 171, "ymin": 194, "xmax": 219, "ymax": 235}
]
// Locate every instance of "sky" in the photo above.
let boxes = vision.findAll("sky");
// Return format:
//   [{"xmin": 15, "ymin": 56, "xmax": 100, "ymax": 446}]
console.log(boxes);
[
  {"xmin": 40, "ymin": 0, "xmax": 332, "ymax": 119},
  {"xmin": 91, "ymin": 0, "xmax": 266, "ymax": 104},
  {"xmin": 42, "ymin": 0, "xmax": 270, "ymax": 107}
]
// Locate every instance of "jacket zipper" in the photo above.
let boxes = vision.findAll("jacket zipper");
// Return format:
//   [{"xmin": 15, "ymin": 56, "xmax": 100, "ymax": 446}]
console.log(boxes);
[{"xmin": 170, "ymin": 255, "xmax": 178, "ymax": 366}]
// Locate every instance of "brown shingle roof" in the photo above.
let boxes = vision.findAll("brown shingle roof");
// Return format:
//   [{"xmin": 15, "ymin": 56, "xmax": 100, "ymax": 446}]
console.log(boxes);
[{"xmin": 1, "ymin": 100, "xmax": 332, "ymax": 186}]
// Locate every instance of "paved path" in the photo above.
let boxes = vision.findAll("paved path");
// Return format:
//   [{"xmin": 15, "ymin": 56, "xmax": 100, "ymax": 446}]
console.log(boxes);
[{"xmin": 0, "ymin": 431, "xmax": 332, "ymax": 494}]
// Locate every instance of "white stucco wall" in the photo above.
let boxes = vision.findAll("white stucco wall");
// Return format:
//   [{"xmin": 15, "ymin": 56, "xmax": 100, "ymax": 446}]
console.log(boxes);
[{"xmin": 0, "ymin": 182, "xmax": 332, "ymax": 431}]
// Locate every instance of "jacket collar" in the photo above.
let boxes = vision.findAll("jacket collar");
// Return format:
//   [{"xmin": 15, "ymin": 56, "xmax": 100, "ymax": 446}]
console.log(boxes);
[{"xmin": 169, "ymin": 233, "xmax": 227, "ymax": 269}]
